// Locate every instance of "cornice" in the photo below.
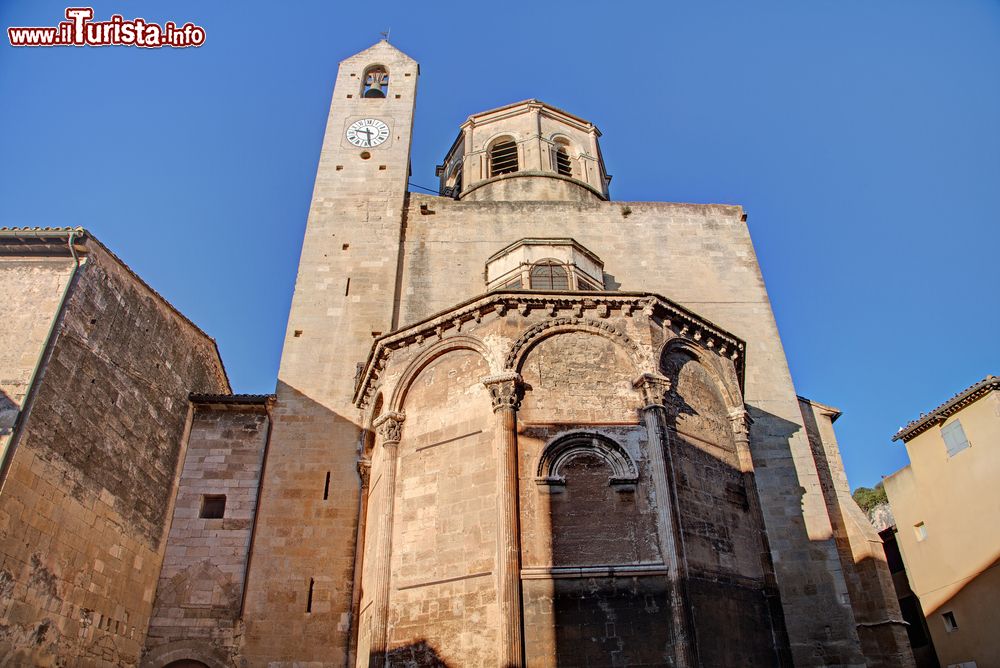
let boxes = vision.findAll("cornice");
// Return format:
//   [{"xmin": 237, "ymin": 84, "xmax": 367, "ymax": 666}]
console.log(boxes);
[
  {"xmin": 353, "ymin": 290, "xmax": 745, "ymax": 409},
  {"xmin": 892, "ymin": 375, "xmax": 998, "ymax": 442}
]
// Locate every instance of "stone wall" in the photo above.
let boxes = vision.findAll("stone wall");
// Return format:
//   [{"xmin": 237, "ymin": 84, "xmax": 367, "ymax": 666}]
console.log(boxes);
[
  {"xmin": 798, "ymin": 397, "xmax": 915, "ymax": 668},
  {"xmin": 0, "ymin": 254, "xmax": 75, "ymax": 462},
  {"xmin": 0, "ymin": 237, "xmax": 229, "ymax": 665},
  {"xmin": 142, "ymin": 398, "xmax": 271, "ymax": 668},
  {"xmin": 240, "ymin": 41, "xmax": 420, "ymax": 666},
  {"xmin": 395, "ymin": 192, "xmax": 867, "ymax": 665}
]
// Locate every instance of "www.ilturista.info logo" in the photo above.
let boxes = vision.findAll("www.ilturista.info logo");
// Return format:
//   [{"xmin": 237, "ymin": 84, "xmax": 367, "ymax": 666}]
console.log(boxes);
[{"xmin": 8, "ymin": 8, "xmax": 206, "ymax": 48}]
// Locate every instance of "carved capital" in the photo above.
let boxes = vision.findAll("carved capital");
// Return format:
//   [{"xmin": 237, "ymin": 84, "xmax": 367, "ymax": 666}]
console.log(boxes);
[
  {"xmin": 482, "ymin": 372, "xmax": 524, "ymax": 413},
  {"xmin": 633, "ymin": 373, "xmax": 671, "ymax": 407},
  {"xmin": 373, "ymin": 411, "xmax": 405, "ymax": 445},
  {"xmin": 728, "ymin": 408, "xmax": 753, "ymax": 442}
]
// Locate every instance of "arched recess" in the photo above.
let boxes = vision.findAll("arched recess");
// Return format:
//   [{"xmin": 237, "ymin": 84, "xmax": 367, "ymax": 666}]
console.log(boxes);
[
  {"xmin": 140, "ymin": 641, "xmax": 230, "ymax": 668},
  {"xmin": 660, "ymin": 341, "xmax": 740, "ymax": 457},
  {"xmin": 658, "ymin": 338, "xmax": 742, "ymax": 414},
  {"xmin": 505, "ymin": 317, "xmax": 646, "ymax": 374},
  {"xmin": 536, "ymin": 432, "xmax": 638, "ymax": 487},
  {"xmin": 388, "ymin": 335, "xmax": 498, "ymax": 413}
]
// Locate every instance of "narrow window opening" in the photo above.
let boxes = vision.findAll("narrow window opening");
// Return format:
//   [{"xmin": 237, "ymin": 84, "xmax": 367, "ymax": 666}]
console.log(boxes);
[
  {"xmin": 323, "ymin": 471, "xmax": 331, "ymax": 500},
  {"xmin": 913, "ymin": 521, "xmax": 927, "ymax": 542},
  {"xmin": 293, "ymin": 330, "xmax": 303, "ymax": 338},
  {"xmin": 362, "ymin": 66, "xmax": 388, "ymax": 98},
  {"xmin": 306, "ymin": 578, "xmax": 315, "ymax": 613},
  {"xmin": 342, "ymin": 243, "xmax": 349, "ymax": 250},
  {"xmin": 942, "ymin": 611, "xmax": 958, "ymax": 632},
  {"xmin": 489, "ymin": 139, "xmax": 519, "ymax": 177},
  {"xmin": 530, "ymin": 262, "xmax": 570, "ymax": 290},
  {"xmin": 379, "ymin": 165, "xmax": 387, "ymax": 170},
  {"xmin": 200, "ymin": 495, "xmax": 226, "ymax": 519},
  {"xmin": 345, "ymin": 277, "xmax": 351, "ymax": 296},
  {"xmin": 555, "ymin": 146, "xmax": 573, "ymax": 177}
]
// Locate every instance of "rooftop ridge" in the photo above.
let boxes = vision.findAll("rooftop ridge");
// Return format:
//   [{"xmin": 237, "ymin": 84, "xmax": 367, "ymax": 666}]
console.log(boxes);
[{"xmin": 892, "ymin": 375, "xmax": 998, "ymax": 442}]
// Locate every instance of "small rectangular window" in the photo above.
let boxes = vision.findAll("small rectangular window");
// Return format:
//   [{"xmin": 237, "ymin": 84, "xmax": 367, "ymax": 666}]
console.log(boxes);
[
  {"xmin": 941, "ymin": 420, "xmax": 971, "ymax": 457},
  {"xmin": 913, "ymin": 522, "xmax": 927, "ymax": 542},
  {"xmin": 200, "ymin": 494, "xmax": 226, "ymax": 519},
  {"xmin": 942, "ymin": 610, "xmax": 958, "ymax": 632}
]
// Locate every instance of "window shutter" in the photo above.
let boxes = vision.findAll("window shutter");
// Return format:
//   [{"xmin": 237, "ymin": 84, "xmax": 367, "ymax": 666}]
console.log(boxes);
[{"xmin": 941, "ymin": 420, "xmax": 970, "ymax": 457}]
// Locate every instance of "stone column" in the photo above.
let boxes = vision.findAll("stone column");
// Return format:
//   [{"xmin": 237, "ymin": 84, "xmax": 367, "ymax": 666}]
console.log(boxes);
[
  {"xmin": 729, "ymin": 407, "xmax": 791, "ymax": 664},
  {"xmin": 347, "ymin": 457, "xmax": 372, "ymax": 666},
  {"xmin": 369, "ymin": 411, "xmax": 404, "ymax": 667},
  {"xmin": 482, "ymin": 372, "xmax": 525, "ymax": 668},
  {"xmin": 634, "ymin": 373, "xmax": 693, "ymax": 668}
]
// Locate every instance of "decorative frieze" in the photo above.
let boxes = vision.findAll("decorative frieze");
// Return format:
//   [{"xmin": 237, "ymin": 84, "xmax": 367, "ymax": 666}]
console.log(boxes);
[{"xmin": 352, "ymin": 291, "xmax": 746, "ymax": 410}]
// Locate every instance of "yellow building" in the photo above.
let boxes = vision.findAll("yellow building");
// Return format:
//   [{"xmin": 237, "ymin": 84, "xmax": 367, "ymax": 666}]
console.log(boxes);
[{"xmin": 886, "ymin": 375, "xmax": 1000, "ymax": 668}]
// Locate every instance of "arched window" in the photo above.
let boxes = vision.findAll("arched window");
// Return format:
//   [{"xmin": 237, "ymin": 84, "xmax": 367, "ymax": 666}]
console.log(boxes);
[
  {"xmin": 553, "ymin": 138, "xmax": 573, "ymax": 177},
  {"xmin": 489, "ymin": 138, "xmax": 519, "ymax": 177},
  {"xmin": 362, "ymin": 66, "xmax": 388, "ymax": 98},
  {"xmin": 530, "ymin": 261, "xmax": 569, "ymax": 290}
]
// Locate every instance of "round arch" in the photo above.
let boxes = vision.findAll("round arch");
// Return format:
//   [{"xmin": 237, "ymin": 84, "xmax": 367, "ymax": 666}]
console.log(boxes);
[
  {"xmin": 388, "ymin": 335, "xmax": 498, "ymax": 413},
  {"xmin": 505, "ymin": 317, "xmax": 646, "ymax": 374},
  {"xmin": 536, "ymin": 431, "xmax": 639, "ymax": 486},
  {"xmin": 658, "ymin": 337, "xmax": 742, "ymax": 413},
  {"xmin": 139, "ymin": 641, "xmax": 231, "ymax": 668}
]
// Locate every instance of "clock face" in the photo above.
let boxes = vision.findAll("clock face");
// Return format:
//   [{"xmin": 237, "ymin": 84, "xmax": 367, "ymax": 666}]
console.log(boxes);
[{"xmin": 346, "ymin": 118, "xmax": 390, "ymax": 148}]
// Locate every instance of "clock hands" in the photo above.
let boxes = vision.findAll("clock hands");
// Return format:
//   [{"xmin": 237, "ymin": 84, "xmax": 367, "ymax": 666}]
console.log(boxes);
[{"xmin": 359, "ymin": 127, "xmax": 374, "ymax": 146}]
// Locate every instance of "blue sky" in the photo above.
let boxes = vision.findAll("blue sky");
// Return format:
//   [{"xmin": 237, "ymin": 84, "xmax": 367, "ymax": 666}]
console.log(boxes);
[{"xmin": 1, "ymin": 0, "xmax": 997, "ymax": 490}]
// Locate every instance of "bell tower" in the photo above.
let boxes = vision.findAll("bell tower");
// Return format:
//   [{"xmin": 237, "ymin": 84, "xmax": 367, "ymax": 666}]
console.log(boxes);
[{"xmin": 240, "ymin": 41, "xmax": 418, "ymax": 665}]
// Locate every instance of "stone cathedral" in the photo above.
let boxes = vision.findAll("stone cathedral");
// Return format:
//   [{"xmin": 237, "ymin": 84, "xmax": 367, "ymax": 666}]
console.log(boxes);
[{"xmin": 0, "ymin": 41, "xmax": 913, "ymax": 667}]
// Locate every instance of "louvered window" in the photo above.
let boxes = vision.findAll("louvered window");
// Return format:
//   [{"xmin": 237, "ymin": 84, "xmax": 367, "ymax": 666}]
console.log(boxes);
[
  {"xmin": 530, "ymin": 262, "xmax": 569, "ymax": 290},
  {"xmin": 490, "ymin": 140, "xmax": 519, "ymax": 177},
  {"xmin": 555, "ymin": 147, "xmax": 573, "ymax": 176}
]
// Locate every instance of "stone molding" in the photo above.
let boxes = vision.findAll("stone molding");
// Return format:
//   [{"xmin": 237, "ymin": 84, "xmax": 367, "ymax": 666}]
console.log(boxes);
[
  {"xmin": 503, "ymin": 316, "xmax": 643, "ymax": 371},
  {"xmin": 354, "ymin": 291, "xmax": 745, "ymax": 410},
  {"xmin": 535, "ymin": 432, "xmax": 639, "ymax": 489}
]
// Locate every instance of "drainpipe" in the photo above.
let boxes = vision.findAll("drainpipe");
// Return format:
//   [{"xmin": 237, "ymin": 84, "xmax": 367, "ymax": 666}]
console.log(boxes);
[{"xmin": 0, "ymin": 228, "xmax": 84, "ymax": 493}]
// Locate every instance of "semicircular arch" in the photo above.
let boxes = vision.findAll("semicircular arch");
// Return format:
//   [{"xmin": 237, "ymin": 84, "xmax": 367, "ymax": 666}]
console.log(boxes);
[
  {"xmin": 505, "ymin": 317, "xmax": 646, "ymax": 373},
  {"xmin": 659, "ymin": 337, "xmax": 741, "ymax": 412},
  {"xmin": 536, "ymin": 431, "xmax": 638, "ymax": 485},
  {"xmin": 389, "ymin": 335, "xmax": 498, "ymax": 413}
]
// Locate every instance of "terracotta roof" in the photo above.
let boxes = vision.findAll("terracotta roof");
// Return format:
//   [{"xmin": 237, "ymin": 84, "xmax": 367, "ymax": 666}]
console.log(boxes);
[
  {"xmin": 190, "ymin": 393, "xmax": 275, "ymax": 405},
  {"xmin": 892, "ymin": 375, "xmax": 999, "ymax": 442}
]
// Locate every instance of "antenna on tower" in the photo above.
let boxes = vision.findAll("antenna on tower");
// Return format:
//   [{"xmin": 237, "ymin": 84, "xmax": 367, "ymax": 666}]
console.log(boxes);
[{"xmin": 380, "ymin": 28, "xmax": 391, "ymax": 42}]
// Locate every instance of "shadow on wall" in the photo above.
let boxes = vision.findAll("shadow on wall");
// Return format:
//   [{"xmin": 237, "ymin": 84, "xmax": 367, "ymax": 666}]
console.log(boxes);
[
  {"xmin": 383, "ymin": 639, "xmax": 451, "ymax": 667},
  {"xmin": 919, "ymin": 552, "xmax": 1000, "ymax": 668},
  {"xmin": 0, "ymin": 389, "xmax": 18, "ymax": 435}
]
